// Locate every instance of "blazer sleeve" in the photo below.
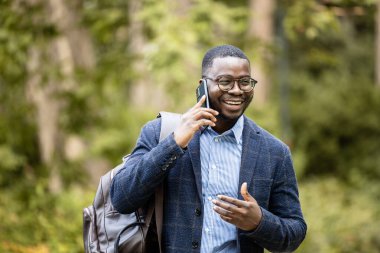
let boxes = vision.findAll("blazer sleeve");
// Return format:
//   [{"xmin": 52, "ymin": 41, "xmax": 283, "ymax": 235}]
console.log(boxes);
[
  {"xmin": 241, "ymin": 145, "xmax": 307, "ymax": 252},
  {"xmin": 110, "ymin": 118, "xmax": 186, "ymax": 214}
]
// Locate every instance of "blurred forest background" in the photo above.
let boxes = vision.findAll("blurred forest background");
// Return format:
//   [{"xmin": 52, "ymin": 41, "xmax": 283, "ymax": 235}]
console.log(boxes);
[{"xmin": 1, "ymin": 0, "xmax": 380, "ymax": 252}]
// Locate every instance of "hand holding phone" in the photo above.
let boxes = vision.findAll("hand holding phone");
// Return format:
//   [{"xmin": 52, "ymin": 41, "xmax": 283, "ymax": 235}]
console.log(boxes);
[{"xmin": 173, "ymin": 82, "xmax": 217, "ymax": 148}]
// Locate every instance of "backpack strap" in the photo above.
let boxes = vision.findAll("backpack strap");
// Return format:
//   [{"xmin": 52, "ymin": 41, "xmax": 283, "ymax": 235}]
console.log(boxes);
[
  {"xmin": 158, "ymin": 111, "xmax": 181, "ymax": 141},
  {"xmin": 155, "ymin": 111, "xmax": 181, "ymax": 253},
  {"xmin": 112, "ymin": 112, "xmax": 181, "ymax": 253}
]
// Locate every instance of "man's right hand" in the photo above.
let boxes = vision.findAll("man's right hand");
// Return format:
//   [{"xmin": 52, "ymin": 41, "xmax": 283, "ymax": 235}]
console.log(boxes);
[{"xmin": 173, "ymin": 95, "xmax": 219, "ymax": 148}]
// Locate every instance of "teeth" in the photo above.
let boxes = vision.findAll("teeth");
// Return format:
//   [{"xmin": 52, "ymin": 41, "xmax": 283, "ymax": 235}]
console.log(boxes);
[{"xmin": 226, "ymin": 101, "xmax": 242, "ymax": 105}]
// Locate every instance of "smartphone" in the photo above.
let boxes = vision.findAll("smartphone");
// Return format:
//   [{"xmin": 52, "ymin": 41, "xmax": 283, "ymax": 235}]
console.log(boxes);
[{"xmin": 196, "ymin": 79, "xmax": 210, "ymax": 108}]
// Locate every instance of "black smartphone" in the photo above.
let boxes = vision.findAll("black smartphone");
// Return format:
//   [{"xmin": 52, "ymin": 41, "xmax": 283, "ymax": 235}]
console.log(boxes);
[{"xmin": 196, "ymin": 79, "xmax": 210, "ymax": 108}]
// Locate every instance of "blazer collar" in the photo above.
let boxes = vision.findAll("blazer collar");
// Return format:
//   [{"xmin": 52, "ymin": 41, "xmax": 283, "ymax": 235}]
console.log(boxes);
[
  {"xmin": 188, "ymin": 131, "xmax": 203, "ymax": 201},
  {"xmin": 238, "ymin": 116, "xmax": 263, "ymax": 199}
]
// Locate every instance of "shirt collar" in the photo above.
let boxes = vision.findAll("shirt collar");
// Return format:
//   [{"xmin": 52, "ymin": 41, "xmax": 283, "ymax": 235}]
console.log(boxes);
[
  {"xmin": 228, "ymin": 115, "xmax": 244, "ymax": 143},
  {"xmin": 207, "ymin": 115, "xmax": 244, "ymax": 144}
]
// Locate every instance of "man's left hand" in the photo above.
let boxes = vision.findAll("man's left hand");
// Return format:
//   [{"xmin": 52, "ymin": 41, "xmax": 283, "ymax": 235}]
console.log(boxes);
[{"xmin": 212, "ymin": 182, "xmax": 262, "ymax": 231}]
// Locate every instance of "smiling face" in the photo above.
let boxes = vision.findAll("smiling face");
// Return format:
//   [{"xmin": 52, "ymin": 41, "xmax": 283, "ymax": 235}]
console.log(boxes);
[{"xmin": 203, "ymin": 56, "xmax": 254, "ymax": 127}]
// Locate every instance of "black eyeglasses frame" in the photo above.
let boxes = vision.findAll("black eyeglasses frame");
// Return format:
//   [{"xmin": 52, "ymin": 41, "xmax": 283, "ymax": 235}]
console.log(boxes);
[{"xmin": 203, "ymin": 75, "xmax": 257, "ymax": 92}]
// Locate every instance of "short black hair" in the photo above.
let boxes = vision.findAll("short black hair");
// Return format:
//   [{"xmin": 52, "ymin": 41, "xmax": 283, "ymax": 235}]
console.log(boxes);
[{"xmin": 201, "ymin": 45, "xmax": 250, "ymax": 76}]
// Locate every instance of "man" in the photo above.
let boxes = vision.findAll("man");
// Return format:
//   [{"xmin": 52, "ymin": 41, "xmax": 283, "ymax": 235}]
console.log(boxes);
[{"xmin": 111, "ymin": 45, "xmax": 307, "ymax": 252}]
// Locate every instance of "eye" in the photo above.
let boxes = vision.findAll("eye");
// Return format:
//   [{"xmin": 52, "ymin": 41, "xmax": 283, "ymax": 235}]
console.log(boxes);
[
  {"xmin": 218, "ymin": 78, "xmax": 233, "ymax": 86},
  {"xmin": 239, "ymin": 78, "xmax": 251, "ymax": 86}
]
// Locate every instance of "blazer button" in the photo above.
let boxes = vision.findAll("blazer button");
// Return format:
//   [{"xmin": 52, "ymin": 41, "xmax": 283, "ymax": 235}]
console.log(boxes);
[
  {"xmin": 195, "ymin": 208, "xmax": 201, "ymax": 216},
  {"xmin": 162, "ymin": 165, "xmax": 169, "ymax": 171},
  {"xmin": 192, "ymin": 241, "xmax": 198, "ymax": 249}
]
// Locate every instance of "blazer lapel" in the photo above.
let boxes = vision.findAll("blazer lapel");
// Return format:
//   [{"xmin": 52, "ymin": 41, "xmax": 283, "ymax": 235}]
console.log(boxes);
[
  {"xmin": 188, "ymin": 131, "xmax": 203, "ymax": 202},
  {"xmin": 238, "ymin": 117, "xmax": 263, "ymax": 199}
]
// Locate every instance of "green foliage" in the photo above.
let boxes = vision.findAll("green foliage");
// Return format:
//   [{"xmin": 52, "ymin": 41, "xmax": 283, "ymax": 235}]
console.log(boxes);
[
  {"xmin": 286, "ymin": 2, "xmax": 380, "ymax": 180},
  {"xmin": 0, "ymin": 0, "xmax": 53, "ymax": 189},
  {"xmin": 291, "ymin": 71, "xmax": 380, "ymax": 180},
  {"xmin": 0, "ymin": 183, "xmax": 91, "ymax": 253},
  {"xmin": 135, "ymin": 0, "xmax": 247, "ymax": 107},
  {"xmin": 284, "ymin": 0, "xmax": 340, "ymax": 41},
  {"xmin": 298, "ymin": 177, "xmax": 380, "ymax": 252},
  {"xmin": 88, "ymin": 106, "xmax": 156, "ymax": 162},
  {"xmin": 1, "ymin": 0, "xmax": 380, "ymax": 252}
]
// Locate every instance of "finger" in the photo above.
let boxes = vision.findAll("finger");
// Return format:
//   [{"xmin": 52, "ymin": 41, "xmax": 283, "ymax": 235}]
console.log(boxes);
[
  {"xmin": 194, "ymin": 110, "xmax": 218, "ymax": 122},
  {"xmin": 240, "ymin": 182, "xmax": 255, "ymax": 202},
  {"xmin": 220, "ymin": 215, "xmax": 232, "ymax": 222},
  {"xmin": 194, "ymin": 118, "xmax": 216, "ymax": 128},
  {"xmin": 213, "ymin": 205, "xmax": 232, "ymax": 217},
  {"xmin": 190, "ymin": 105, "xmax": 219, "ymax": 117},
  {"xmin": 193, "ymin": 95, "xmax": 206, "ymax": 109},
  {"xmin": 212, "ymin": 199, "xmax": 239, "ymax": 212},
  {"xmin": 202, "ymin": 107, "xmax": 219, "ymax": 116},
  {"xmin": 217, "ymin": 195, "xmax": 249, "ymax": 208}
]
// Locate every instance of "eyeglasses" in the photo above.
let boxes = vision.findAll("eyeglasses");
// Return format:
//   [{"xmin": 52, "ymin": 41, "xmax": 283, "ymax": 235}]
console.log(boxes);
[{"xmin": 204, "ymin": 75, "xmax": 257, "ymax": 92}]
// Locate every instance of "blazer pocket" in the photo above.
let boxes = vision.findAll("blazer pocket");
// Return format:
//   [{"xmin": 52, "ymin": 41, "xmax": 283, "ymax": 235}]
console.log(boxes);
[{"xmin": 252, "ymin": 179, "xmax": 273, "ymax": 209}]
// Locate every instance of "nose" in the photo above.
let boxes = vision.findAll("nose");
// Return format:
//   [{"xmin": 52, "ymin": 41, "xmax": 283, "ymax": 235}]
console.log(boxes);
[{"xmin": 228, "ymin": 80, "xmax": 244, "ymax": 95}]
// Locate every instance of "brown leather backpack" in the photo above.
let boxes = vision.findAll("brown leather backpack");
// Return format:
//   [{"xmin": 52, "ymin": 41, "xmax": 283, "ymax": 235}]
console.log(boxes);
[{"xmin": 83, "ymin": 112, "xmax": 181, "ymax": 253}]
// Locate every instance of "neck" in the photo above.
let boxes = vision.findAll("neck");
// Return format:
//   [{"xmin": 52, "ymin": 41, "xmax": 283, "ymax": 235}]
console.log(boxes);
[{"xmin": 211, "ymin": 115, "xmax": 239, "ymax": 134}]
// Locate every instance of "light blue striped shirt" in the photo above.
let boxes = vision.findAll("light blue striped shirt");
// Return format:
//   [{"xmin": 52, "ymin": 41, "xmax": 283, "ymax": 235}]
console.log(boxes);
[{"xmin": 200, "ymin": 116, "xmax": 244, "ymax": 253}]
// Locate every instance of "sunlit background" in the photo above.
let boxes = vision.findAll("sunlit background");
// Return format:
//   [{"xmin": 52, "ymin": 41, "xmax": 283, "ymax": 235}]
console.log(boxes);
[{"xmin": 1, "ymin": 0, "xmax": 380, "ymax": 252}]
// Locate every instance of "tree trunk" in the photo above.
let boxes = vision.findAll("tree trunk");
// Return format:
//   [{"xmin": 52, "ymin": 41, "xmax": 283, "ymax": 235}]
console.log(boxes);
[
  {"xmin": 376, "ymin": 0, "xmax": 380, "ymax": 87},
  {"xmin": 26, "ymin": 45, "xmax": 64, "ymax": 194},
  {"xmin": 26, "ymin": 0, "xmax": 94, "ymax": 193},
  {"xmin": 128, "ymin": 0, "xmax": 168, "ymax": 108},
  {"xmin": 172, "ymin": 0, "xmax": 191, "ymax": 17},
  {"xmin": 247, "ymin": 0, "xmax": 276, "ymax": 106}
]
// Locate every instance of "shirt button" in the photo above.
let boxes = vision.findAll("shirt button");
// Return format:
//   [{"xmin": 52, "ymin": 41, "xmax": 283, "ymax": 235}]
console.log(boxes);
[
  {"xmin": 195, "ymin": 208, "xmax": 201, "ymax": 216},
  {"xmin": 205, "ymin": 227, "xmax": 210, "ymax": 233},
  {"xmin": 192, "ymin": 241, "xmax": 198, "ymax": 249},
  {"xmin": 211, "ymin": 165, "xmax": 216, "ymax": 170},
  {"xmin": 214, "ymin": 138, "xmax": 219, "ymax": 142},
  {"xmin": 207, "ymin": 196, "xmax": 212, "ymax": 201}
]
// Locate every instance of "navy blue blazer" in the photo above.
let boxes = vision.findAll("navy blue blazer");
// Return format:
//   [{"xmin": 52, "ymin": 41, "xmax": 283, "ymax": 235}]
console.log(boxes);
[{"xmin": 111, "ymin": 116, "xmax": 307, "ymax": 253}]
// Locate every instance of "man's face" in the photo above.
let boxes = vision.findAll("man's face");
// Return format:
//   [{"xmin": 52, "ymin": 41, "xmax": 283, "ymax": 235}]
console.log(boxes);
[{"xmin": 204, "ymin": 56, "xmax": 254, "ymax": 120}]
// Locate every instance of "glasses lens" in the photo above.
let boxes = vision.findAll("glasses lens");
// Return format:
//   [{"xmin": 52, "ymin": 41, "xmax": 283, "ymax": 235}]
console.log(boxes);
[
  {"xmin": 218, "ymin": 77, "xmax": 234, "ymax": 91},
  {"xmin": 238, "ymin": 78, "xmax": 252, "ymax": 91},
  {"xmin": 216, "ymin": 76, "xmax": 255, "ymax": 92}
]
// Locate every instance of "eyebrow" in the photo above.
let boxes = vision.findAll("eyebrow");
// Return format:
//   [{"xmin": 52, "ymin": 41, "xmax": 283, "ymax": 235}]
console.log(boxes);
[{"xmin": 216, "ymin": 74, "xmax": 251, "ymax": 78}]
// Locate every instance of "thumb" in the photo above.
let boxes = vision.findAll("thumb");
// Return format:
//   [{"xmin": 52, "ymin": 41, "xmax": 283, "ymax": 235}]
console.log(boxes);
[{"xmin": 241, "ymin": 182, "xmax": 255, "ymax": 202}]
